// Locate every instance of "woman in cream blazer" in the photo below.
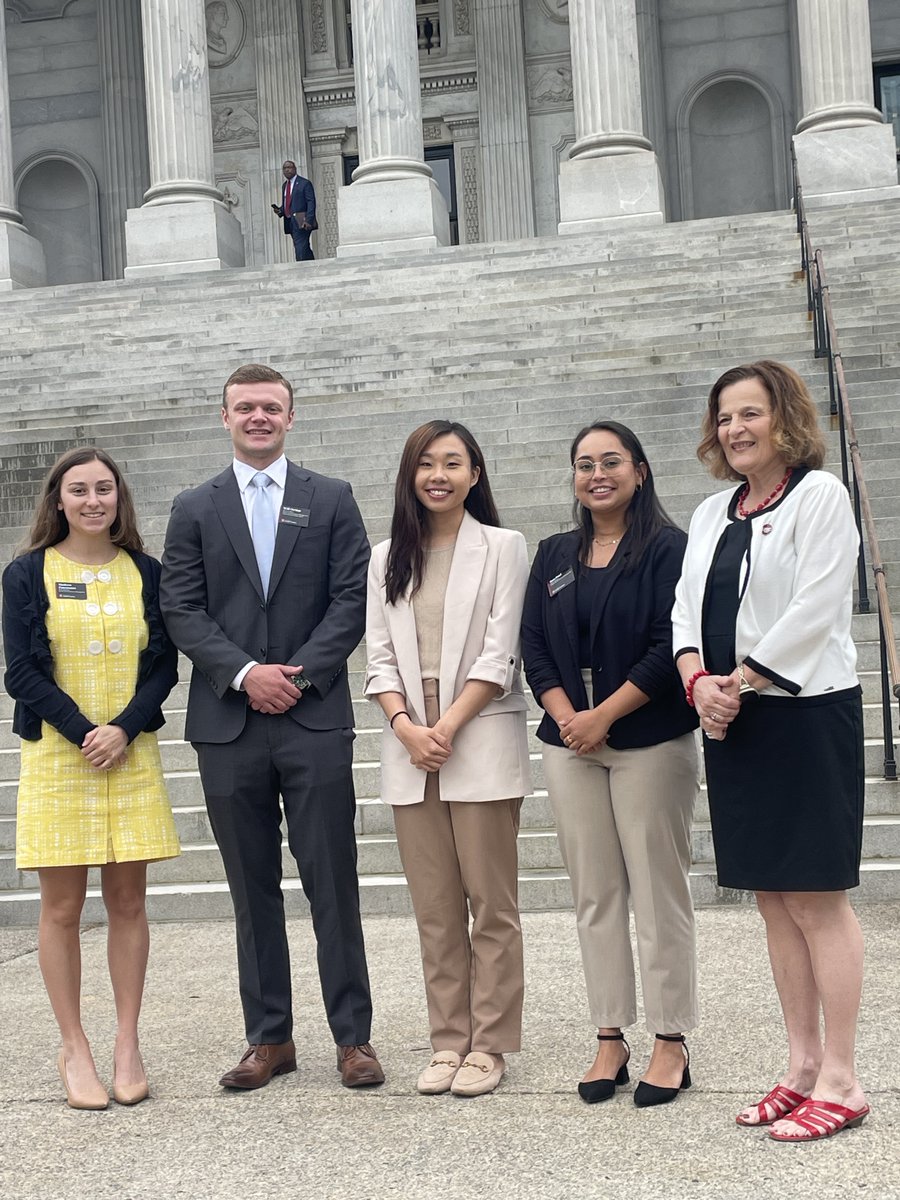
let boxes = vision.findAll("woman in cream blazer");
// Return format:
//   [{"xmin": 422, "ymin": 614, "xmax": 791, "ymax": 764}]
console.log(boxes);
[{"xmin": 365, "ymin": 420, "xmax": 531, "ymax": 1097}]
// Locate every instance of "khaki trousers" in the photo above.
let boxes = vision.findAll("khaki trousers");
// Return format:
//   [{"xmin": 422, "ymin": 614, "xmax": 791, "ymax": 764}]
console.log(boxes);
[
  {"xmin": 391, "ymin": 680, "xmax": 524, "ymax": 1055},
  {"xmin": 543, "ymin": 711, "xmax": 699, "ymax": 1034}
]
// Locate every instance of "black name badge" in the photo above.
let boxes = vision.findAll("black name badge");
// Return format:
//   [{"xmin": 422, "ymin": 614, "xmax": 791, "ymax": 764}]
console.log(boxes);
[
  {"xmin": 280, "ymin": 506, "xmax": 310, "ymax": 527},
  {"xmin": 547, "ymin": 567, "xmax": 575, "ymax": 597},
  {"xmin": 56, "ymin": 582, "xmax": 88, "ymax": 600}
]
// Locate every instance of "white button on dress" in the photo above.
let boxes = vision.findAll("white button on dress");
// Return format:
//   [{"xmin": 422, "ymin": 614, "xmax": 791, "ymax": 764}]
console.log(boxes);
[
  {"xmin": 108, "ymin": 639, "xmax": 123, "ymax": 655},
  {"xmin": 103, "ymin": 602, "xmax": 118, "ymax": 616},
  {"xmin": 87, "ymin": 640, "xmax": 103, "ymax": 655},
  {"xmin": 85, "ymin": 603, "xmax": 101, "ymax": 617}
]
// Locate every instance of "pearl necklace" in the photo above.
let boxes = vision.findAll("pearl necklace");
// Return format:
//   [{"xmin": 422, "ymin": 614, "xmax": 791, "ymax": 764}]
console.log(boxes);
[
  {"xmin": 737, "ymin": 468, "xmax": 793, "ymax": 518},
  {"xmin": 593, "ymin": 534, "xmax": 622, "ymax": 548}
]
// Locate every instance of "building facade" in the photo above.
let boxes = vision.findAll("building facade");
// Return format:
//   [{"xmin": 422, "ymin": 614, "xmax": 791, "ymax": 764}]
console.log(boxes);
[{"xmin": 0, "ymin": 0, "xmax": 898, "ymax": 286}]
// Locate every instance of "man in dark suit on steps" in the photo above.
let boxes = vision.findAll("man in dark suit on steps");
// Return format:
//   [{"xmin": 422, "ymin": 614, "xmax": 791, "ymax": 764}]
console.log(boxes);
[
  {"xmin": 159, "ymin": 362, "xmax": 383, "ymax": 1091},
  {"xmin": 272, "ymin": 160, "xmax": 317, "ymax": 261}
]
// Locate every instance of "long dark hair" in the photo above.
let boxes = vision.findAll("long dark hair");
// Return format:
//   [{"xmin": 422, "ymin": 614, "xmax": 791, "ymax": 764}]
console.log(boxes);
[
  {"xmin": 570, "ymin": 420, "xmax": 676, "ymax": 572},
  {"xmin": 20, "ymin": 447, "xmax": 144, "ymax": 555},
  {"xmin": 384, "ymin": 420, "xmax": 500, "ymax": 605}
]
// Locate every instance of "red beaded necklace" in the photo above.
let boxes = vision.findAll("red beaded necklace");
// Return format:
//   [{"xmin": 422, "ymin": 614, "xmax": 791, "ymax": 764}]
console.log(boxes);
[{"xmin": 737, "ymin": 467, "xmax": 793, "ymax": 518}]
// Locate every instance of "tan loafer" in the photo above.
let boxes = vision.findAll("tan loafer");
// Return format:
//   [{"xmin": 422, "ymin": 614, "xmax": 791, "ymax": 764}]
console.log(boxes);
[
  {"xmin": 450, "ymin": 1051, "xmax": 505, "ymax": 1097},
  {"xmin": 417, "ymin": 1050, "xmax": 462, "ymax": 1095}
]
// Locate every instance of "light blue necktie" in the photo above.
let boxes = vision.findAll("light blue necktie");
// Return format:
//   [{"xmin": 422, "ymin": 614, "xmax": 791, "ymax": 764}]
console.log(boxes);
[{"xmin": 251, "ymin": 472, "xmax": 276, "ymax": 594}]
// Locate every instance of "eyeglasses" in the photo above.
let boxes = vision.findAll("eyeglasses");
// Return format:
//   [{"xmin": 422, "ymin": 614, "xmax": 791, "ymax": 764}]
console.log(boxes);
[{"xmin": 572, "ymin": 455, "xmax": 635, "ymax": 476}]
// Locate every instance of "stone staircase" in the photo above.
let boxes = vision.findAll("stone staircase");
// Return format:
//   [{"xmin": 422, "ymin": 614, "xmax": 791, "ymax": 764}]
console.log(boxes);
[{"xmin": 1, "ymin": 202, "xmax": 898, "ymax": 923}]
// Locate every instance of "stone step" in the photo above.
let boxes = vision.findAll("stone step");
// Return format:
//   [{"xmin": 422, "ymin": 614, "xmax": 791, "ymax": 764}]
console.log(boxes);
[
  {"xmin": 0, "ymin": 698, "xmax": 895, "ymax": 784},
  {"xmin": 3, "ymin": 813, "xmax": 899, "ymax": 899},
  {"xmin": 2, "ymin": 855, "xmax": 900, "ymax": 925},
  {"xmin": 0, "ymin": 733, "xmax": 897, "ymax": 829}
]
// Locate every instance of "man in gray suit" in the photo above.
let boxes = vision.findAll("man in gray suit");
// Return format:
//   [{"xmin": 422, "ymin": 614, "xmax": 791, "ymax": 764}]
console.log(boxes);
[{"xmin": 160, "ymin": 363, "xmax": 383, "ymax": 1090}]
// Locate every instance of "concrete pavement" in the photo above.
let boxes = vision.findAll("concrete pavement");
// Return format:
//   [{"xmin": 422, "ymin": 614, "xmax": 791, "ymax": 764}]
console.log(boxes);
[{"xmin": 0, "ymin": 903, "xmax": 897, "ymax": 1200}]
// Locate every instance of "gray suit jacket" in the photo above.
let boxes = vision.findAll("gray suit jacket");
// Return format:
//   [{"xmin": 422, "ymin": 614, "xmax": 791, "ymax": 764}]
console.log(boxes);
[{"xmin": 159, "ymin": 460, "xmax": 370, "ymax": 744}]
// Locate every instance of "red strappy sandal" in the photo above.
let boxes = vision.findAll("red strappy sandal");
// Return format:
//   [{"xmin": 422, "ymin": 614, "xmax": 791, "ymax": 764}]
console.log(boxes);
[
  {"xmin": 768, "ymin": 1098, "xmax": 870, "ymax": 1141},
  {"xmin": 735, "ymin": 1083, "xmax": 808, "ymax": 1126}
]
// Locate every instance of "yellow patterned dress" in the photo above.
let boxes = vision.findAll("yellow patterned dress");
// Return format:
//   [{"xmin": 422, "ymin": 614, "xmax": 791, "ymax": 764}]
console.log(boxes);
[{"xmin": 15, "ymin": 547, "xmax": 180, "ymax": 868}]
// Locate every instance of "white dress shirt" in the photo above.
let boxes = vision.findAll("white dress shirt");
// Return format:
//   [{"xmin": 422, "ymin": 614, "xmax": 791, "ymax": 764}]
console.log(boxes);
[{"xmin": 230, "ymin": 455, "xmax": 288, "ymax": 690}]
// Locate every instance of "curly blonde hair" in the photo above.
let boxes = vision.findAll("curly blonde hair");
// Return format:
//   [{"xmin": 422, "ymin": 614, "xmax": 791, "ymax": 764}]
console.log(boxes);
[{"xmin": 698, "ymin": 360, "xmax": 826, "ymax": 481}]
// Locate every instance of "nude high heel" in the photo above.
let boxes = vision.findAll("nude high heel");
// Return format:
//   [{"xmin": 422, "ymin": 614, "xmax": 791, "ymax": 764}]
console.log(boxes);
[
  {"xmin": 112, "ymin": 1053, "xmax": 150, "ymax": 1105},
  {"xmin": 57, "ymin": 1051, "xmax": 109, "ymax": 1110}
]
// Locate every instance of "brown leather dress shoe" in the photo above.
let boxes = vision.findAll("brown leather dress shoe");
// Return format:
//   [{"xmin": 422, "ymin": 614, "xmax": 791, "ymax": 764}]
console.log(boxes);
[
  {"xmin": 219, "ymin": 1041, "xmax": 297, "ymax": 1090},
  {"xmin": 336, "ymin": 1043, "xmax": 385, "ymax": 1088}
]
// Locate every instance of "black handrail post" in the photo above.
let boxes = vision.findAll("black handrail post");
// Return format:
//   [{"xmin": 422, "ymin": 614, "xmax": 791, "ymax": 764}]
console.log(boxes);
[{"xmin": 878, "ymin": 604, "xmax": 898, "ymax": 780}]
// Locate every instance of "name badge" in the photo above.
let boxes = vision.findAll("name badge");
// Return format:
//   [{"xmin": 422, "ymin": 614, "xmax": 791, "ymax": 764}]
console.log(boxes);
[
  {"xmin": 280, "ymin": 506, "xmax": 310, "ymax": 527},
  {"xmin": 56, "ymin": 582, "xmax": 88, "ymax": 600},
  {"xmin": 547, "ymin": 567, "xmax": 575, "ymax": 597}
]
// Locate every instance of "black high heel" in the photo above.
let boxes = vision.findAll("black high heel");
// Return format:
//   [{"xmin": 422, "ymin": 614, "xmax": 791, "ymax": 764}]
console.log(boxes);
[
  {"xmin": 633, "ymin": 1033, "xmax": 691, "ymax": 1108},
  {"xmin": 577, "ymin": 1032, "xmax": 630, "ymax": 1104}
]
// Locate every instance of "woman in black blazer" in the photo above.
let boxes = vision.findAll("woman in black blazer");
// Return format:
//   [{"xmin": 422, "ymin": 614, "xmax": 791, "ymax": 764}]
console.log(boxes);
[{"xmin": 521, "ymin": 420, "xmax": 698, "ymax": 1108}]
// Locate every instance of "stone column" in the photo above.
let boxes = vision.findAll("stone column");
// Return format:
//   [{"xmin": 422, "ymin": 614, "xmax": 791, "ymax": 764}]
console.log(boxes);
[
  {"xmin": 98, "ymin": 0, "xmax": 150, "ymax": 279},
  {"xmin": 447, "ymin": 116, "xmax": 481, "ymax": 244},
  {"xmin": 124, "ymin": 0, "xmax": 245, "ymax": 277},
  {"xmin": 309, "ymin": 128, "xmax": 347, "ymax": 259},
  {"xmin": 635, "ymin": 0, "xmax": 667, "ymax": 215},
  {"xmin": 256, "ymin": 0, "xmax": 312, "ymax": 265},
  {"xmin": 337, "ymin": 0, "xmax": 449, "ymax": 256},
  {"xmin": 557, "ymin": 0, "xmax": 664, "ymax": 234},
  {"xmin": 0, "ymin": 3, "xmax": 45, "ymax": 290},
  {"xmin": 793, "ymin": 0, "xmax": 899, "ymax": 207},
  {"xmin": 475, "ymin": 0, "xmax": 534, "ymax": 242}
]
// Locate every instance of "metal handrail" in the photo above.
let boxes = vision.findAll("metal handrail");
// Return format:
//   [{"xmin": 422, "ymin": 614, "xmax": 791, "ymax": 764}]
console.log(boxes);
[{"xmin": 791, "ymin": 142, "xmax": 899, "ymax": 780}]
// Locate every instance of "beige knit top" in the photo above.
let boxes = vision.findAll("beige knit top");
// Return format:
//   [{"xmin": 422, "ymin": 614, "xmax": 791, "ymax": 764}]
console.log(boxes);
[{"xmin": 412, "ymin": 543, "xmax": 455, "ymax": 680}]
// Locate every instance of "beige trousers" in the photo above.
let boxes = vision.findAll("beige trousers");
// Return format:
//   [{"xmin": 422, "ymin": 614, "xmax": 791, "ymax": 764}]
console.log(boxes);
[
  {"xmin": 391, "ymin": 680, "xmax": 524, "ymax": 1055},
  {"xmin": 543, "ymin": 691, "xmax": 698, "ymax": 1033}
]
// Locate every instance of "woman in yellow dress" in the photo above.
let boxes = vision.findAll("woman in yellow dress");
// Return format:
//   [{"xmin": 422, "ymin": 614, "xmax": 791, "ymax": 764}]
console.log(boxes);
[{"xmin": 2, "ymin": 448, "xmax": 179, "ymax": 1109}]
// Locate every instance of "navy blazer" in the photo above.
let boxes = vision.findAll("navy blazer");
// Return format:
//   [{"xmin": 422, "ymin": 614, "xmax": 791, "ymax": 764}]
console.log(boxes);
[
  {"xmin": 521, "ymin": 525, "xmax": 698, "ymax": 750},
  {"xmin": 2, "ymin": 548, "xmax": 177, "ymax": 746},
  {"xmin": 278, "ymin": 174, "xmax": 317, "ymax": 233}
]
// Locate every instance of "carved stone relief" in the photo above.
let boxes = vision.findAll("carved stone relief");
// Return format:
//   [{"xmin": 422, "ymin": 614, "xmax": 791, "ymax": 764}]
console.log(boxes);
[
  {"xmin": 212, "ymin": 94, "xmax": 260, "ymax": 148},
  {"xmin": 423, "ymin": 121, "xmax": 443, "ymax": 142},
  {"xmin": 206, "ymin": 0, "xmax": 247, "ymax": 69},
  {"xmin": 4, "ymin": 1, "xmax": 78, "ymax": 20},
  {"xmin": 320, "ymin": 167, "xmax": 338, "ymax": 258},
  {"xmin": 310, "ymin": 0, "xmax": 328, "ymax": 54},
  {"xmin": 528, "ymin": 62, "xmax": 574, "ymax": 110},
  {"xmin": 538, "ymin": 0, "xmax": 569, "ymax": 25},
  {"xmin": 454, "ymin": 0, "xmax": 471, "ymax": 36},
  {"xmin": 461, "ymin": 145, "xmax": 479, "ymax": 243}
]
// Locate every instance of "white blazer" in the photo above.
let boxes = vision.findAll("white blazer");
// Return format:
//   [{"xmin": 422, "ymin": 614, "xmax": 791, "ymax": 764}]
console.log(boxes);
[
  {"xmin": 672, "ymin": 470, "xmax": 859, "ymax": 697},
  {"xmin": 365, "ymin": 512, "xmax": 533, "ymax": 805}
]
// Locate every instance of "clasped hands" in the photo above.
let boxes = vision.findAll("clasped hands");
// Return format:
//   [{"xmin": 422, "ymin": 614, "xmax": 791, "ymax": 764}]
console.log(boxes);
[
  {"xmin": 693, "ymin": 673, "xmax": 741, "ymax": 741},
  {"xmin": 558, "ymin": 707, "xmax": 612, "ymax": 756},
  {"xmin": 244, "ymin": 664, "xmax": 305, "ymax": 714},
  {"xmin": 81, "ymin": 724, "xmax": 128, "ymax": 771},
  {"xmin": 393, "ymin": 716, "xmax": 457, "ymax": 772}
]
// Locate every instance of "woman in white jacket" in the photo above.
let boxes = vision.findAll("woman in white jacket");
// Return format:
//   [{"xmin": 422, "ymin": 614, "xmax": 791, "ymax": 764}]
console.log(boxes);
[
  {"xmin": 673, "ymin": 360, "xmax": 868, "ymax": 1142},
  {"xmin": 366, "ymin": 420, "xmax": 531, "ymax": 1097}
]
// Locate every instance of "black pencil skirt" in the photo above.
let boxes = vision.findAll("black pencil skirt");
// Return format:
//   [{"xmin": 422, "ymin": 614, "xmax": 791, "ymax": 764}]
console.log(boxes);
[{"xmin": 703, "ymin": 687, "xmax": 865, "ymax": 892}]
